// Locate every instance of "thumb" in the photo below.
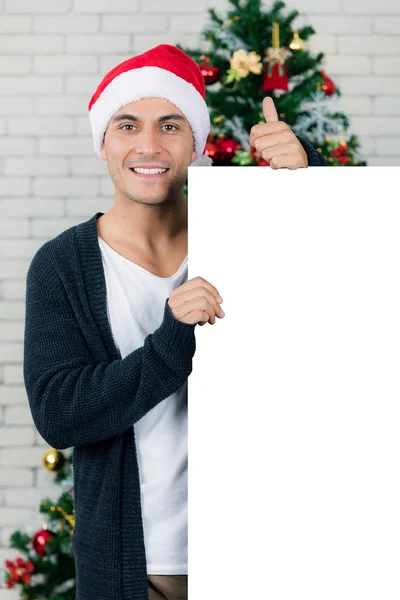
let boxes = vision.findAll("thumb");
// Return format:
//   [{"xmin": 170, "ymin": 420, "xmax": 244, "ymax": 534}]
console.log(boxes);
[{"xmin": 262, "ymin": 96, "xmax": 279, "ymax": 123}]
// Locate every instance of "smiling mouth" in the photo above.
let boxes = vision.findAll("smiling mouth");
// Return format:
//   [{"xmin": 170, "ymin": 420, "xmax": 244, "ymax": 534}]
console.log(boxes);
[{"xmin": 130, "ymin": 167, "xmax": 169, "ymax": 177}]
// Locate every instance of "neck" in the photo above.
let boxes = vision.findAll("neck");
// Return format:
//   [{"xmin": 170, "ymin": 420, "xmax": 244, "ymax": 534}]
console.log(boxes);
[{"xmin": 103, "ymin": 188, "xmax": 188, "ymax": 252}]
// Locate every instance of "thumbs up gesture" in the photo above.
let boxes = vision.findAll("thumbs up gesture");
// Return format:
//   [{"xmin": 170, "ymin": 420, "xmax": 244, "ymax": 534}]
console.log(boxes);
[{"xmin": 249, "ymin": 97, "xmax": 308, "ymax": 170}]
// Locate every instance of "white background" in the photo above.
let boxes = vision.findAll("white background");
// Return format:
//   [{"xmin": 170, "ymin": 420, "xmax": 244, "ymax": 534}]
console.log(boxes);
[{"xmin": 188, "ymin": 166, "xmax": 400, "ymax": 599}]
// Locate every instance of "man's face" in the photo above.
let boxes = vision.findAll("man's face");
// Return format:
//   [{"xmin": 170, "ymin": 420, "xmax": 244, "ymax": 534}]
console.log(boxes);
[{"xmin": 100, "ymin": 97, "xmax": 197, "ymax": 205}]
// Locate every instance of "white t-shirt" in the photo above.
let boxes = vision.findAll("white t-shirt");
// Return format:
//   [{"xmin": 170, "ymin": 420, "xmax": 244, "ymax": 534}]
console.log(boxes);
[{"xmin": 98, "ymin": 235, "xmax": 188, "ymax": 575}]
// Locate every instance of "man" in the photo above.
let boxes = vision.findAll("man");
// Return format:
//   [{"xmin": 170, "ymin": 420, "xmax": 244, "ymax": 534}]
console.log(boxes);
[{"xmin": 23, "ymin": 44, "xmax": 325, "ymax": 600}]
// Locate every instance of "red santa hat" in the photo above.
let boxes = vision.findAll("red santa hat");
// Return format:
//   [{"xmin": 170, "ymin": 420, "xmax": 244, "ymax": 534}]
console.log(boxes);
[{"xmin": 88, "ymin": 44, "xmax": 212, "ymax": 166}]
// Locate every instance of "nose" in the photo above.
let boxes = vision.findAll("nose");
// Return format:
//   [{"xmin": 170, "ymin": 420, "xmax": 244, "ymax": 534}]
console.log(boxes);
[{"xmin": 135, "ymin": 126, "xmax": 162, "ymax": 156}]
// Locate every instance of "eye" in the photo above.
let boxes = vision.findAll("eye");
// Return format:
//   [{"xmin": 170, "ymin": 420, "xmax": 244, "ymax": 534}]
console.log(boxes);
[
  {"xmin": 121, "ymin": 124, "xmax": 136, "ymax": 131},
  {"xmin": 161, "ymin": 124, "xmax": 178, "ymax": 132}
]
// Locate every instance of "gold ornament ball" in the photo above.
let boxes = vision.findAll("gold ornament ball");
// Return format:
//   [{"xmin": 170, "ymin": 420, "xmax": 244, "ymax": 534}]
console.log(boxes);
[
  {"xmin": 289, "ymin": 31, "xmax": 306, "ymax": 52},
  {"xmin": 43, "ymin": 448, "xmax": 65, "ymax": 472}
]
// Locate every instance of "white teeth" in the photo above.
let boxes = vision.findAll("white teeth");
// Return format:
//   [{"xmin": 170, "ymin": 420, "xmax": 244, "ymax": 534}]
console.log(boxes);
[{"xmin": 132, "ymin": 168, "xmax": 168, "ymax": 174}]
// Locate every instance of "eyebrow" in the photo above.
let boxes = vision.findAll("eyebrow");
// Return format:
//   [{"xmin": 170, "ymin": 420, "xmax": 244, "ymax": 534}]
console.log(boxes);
[{"xmin": 111, "ymin": 113, "xmax": 187, "ymax": 124}]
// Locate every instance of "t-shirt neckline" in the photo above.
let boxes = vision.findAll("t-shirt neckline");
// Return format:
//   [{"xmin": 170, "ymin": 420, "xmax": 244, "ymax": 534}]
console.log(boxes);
[{"xmin": 97, "ymin": 235, "xmax": 188, "ymax": 281}]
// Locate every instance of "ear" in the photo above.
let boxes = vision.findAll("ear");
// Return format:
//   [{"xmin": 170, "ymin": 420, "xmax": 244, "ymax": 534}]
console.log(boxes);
[
  {"xmin": 100, "ymin": 138, "xmax": 107, "ymax": 161},
  {"xmin": 191, "ymin": 149, "xmax": 197, "ymax": 164}
]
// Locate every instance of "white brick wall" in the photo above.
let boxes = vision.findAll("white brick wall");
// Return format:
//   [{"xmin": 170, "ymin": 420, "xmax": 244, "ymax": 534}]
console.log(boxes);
[
  {"xmin": 0, "ymin": 0, "xmax": 399, "ymax": 595},
  {"xmin": 4, "ymin": 0, "xmax": 70, "ymax": 13}
]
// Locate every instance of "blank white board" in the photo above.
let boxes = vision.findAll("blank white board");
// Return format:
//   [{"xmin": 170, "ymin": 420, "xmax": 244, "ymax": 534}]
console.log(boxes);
[{"xmin": 187, "ymin": 166, "xmax": 400, "ymax": 600}]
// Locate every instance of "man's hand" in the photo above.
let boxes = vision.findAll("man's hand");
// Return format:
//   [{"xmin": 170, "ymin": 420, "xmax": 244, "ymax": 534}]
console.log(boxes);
[
  {"xmin": 168, "ymin": 277, "xmax": 225, "ymax": 326},
  {"xmin": 249, "ymin": 96, "xmax": 308, "ymax": 170}
]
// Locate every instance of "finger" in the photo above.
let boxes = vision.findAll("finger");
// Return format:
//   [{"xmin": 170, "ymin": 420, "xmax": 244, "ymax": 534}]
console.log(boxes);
[
  {"xmin": 170, "ymin": 276, "xmax": 223, "ymax": 303},
  {"xmin": 174, "ymin": 297, "xmax": 217, "ymax": 325},
  {"xmin": 259, "ymin": 140, "xmax": 299, "ymax": 163},
  {"xmin": 253, "ymin": 129, "xmax": 293, "ymax": 152},
  {"xmin": 269, "ymin": 154, "xmax": 302, "ymax": 170},
  {"xmin": 169, "ymin": 287, "xmax": 224, "ymax": 318},
  {"xmin": 191, "ymin": 313, "xmax": 213, "ymax": 326},
  {"xmin": 193, "ymin": 311, "xmax": 211, "ymax": 325},
  {"xmin": 269, "ymin": 154, "xmax": 288, "ymax": 169},
  {"xmin": 262, "ymin": 96, "xmax": 279, "ymax": 124},
  {"xmin": 249, "ymin": 121, "xmax": 283, "ymax": 147}
]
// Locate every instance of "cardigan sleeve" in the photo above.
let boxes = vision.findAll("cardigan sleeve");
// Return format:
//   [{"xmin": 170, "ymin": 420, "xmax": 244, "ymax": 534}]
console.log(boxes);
[
  {"xmin": 296, "ymin": 134, "xmax": 327, "ymax": 166},
  {"xmin": 23, "ymin": 267, "xmax": 196, "ymax": 450}
]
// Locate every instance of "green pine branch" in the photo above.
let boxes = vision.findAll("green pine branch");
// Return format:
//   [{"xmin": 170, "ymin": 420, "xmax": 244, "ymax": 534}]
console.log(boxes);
[
  {"xmin": 4, "ymin": 450, "xmax": 76, "ymax": 599},
  {"xmin": 180, "ymin": 0, "xmax": 366, "ymax": 166}
]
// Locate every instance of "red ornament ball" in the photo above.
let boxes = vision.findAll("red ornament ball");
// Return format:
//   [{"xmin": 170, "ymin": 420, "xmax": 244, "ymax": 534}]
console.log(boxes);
[
  {"xmin": 321, "ymin": 70, "xmax": 336, "ymax": 96},
  {"xmin": 205, "ymin": 139, "xmax": 218, "ymax": 159},
  {"xmin": 199, "ymin": 61, "xmax": 220, "ymax": 85},
  {"xmin": 32, "ymin": 528, "xmax": 55, "ymax": 557},
  {"xmin": 215, "ymin": 137, "xmax": 240, "ymax": 161}
]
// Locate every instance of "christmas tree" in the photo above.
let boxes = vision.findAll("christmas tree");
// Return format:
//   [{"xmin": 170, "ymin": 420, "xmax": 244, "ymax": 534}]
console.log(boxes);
[
  {"xmin": 179, "ymin": 0, "xmax": 367, "ymax": 167},
  {"xmin": 2, "ymin": 449, "xmax": 76, "ymax": 600}
]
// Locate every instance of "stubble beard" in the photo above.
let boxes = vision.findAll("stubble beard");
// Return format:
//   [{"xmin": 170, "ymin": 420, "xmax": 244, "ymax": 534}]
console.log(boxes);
[{"xmin": 116, "ymin": 165, "xmax": 188, "ymax": 206}]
